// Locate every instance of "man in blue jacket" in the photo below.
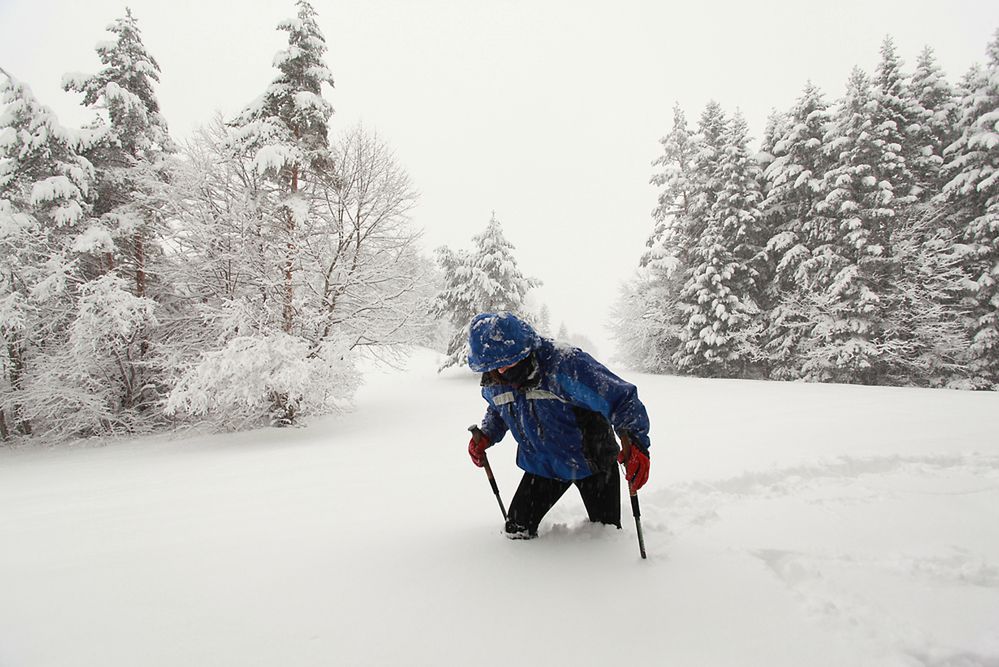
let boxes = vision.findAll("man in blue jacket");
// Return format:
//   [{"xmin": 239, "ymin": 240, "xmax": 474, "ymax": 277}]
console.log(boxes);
[{"xmin": 466, "ymin": 312, "xmax": 651, "ymax": 539}]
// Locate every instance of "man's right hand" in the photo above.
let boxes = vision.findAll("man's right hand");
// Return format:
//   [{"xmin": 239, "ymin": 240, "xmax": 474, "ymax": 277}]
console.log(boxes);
[{"xmin": 467, "ymin": 426, "xmax": 492, "ymax": 467}]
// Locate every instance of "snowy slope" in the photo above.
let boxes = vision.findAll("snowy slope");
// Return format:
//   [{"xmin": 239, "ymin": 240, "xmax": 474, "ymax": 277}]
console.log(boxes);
[{"xmin": 1, "ymin": 348, "xmax": 998, "ymax": 667}]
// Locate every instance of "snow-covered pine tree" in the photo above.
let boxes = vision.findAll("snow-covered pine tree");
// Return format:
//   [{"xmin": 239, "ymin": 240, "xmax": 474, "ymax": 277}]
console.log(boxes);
[
  {"xmin": 873, "ymin": 37, "xmax": 917, "ymax": 204},
  {"xmin": 765, "ymin": 83, "xmax": 836, "ymax": 267},
  {"xmin": 59, "ymin": 8, "xmax": 174, "ymax": 430},
  {"xmin": 806, "ymin": 66, "xmax": 906, "ymax": 384},
  {"xmin": 616, "ymin": 102, "xmax": 731, "ymax": 375},
  {"xmin": 615, "ymin": 103, "xmax": 698, "ymax": 372},
  {"xmin": 433, "ymin": 214, "xmax": 540, "ymax": 371},
  {"xmin": 650, "ymin": 102, "xmax": 696, "ymax": 230},
  {"xmin": 204, "ymin": 0, "xmax": 337, "ymax": 424},
  {"xmin": 229, "ymin": 0, "xmax": 335, "ymax": 337},
  {"xmin": 869, "ymin": 45, "xmax": 965, "ymax": 387},
  {"xmin": 432, "ymin": 246, "xmax": 477, "ymax": 370},
  {"xmin": 0, "ymin": 73, "xmax": 149, "ymax": 439},
  {"xmin": 908, "ymin": 46, "xmax": 957, "ymax": 199},
  {"xmin": 758, "ymin": 108, "xmax": 791, "ymax": 176},
  {"xmin": 536, "ymin": 304, "xmax": 553, "ymax": 337},
  {"xmin": 471, "ymin": 213, "xmax": 539, "ymax": 313},
  {"xmin": 667, "ymin": 102, "xmax": 732, "ymax": 371},
  {"xmin": 0, "ymin": 73, "xmax": 95, "ymax": 231},
  {"xmin": 63, "ymin": 7, "xmax": 174, "ymax": 295},
  {"xmin": 688, "ymin": 101, "xmax": 729, "ymax": 233},
  {"xmin": 725, "ymin": 111, "xmax": 770, "ymax": 362},
  {"xmin": 645, "ymin": 102, "xmax": 697, "ymax": 283},
  {"xmin": 942, "ymin": 31, "xmax": 999, "ymax": 388},
  {"xmin": 674, "ymin": 111, "xmax": 765, "ymax": 377},
  {"xmin": 758, "ymin": 110, "xmax": 789, "ymax": 215},
  {"xmin": 759, "ymin": 82, "xmax": 835, "ymax": 379}
]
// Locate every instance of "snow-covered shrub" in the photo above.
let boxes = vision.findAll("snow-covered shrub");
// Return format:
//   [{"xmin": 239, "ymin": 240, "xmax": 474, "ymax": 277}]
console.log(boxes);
[
  {"xmin": 166, "ymin": 332, "xmax": 359, "ymax": 428},
  {"xmin": 21, "ymin": 274, "xmax": 159, "ymax": 438}
]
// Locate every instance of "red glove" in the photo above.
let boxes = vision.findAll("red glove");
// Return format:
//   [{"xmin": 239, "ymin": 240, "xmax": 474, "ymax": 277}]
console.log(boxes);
[
  {"xmin": 468, "ymin": 428, "xmax": 492, "ymax": 468},
  {"xmin": 618, "ymin": 441, "xmax": 650, "ymax": 491}
]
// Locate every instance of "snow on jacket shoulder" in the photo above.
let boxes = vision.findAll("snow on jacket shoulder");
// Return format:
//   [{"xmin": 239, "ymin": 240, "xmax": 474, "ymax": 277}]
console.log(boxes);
[{"xmin": 479, "ymin": 339, "xmax": 651, "ymax": 481}]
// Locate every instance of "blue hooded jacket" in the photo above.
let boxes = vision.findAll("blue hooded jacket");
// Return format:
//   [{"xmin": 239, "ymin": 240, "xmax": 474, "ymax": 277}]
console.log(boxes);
[{"xmin": 471, "ymin": 314, "xmax": 651, "ymax": 482}]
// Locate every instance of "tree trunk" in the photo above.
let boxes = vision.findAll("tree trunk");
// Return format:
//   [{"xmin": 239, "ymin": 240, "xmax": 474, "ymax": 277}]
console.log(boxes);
[
  {"xmin": 134, "ymin": 233, "xmax": 150, "ymax": 357},
  {"xmin": 7, "ymin": 343, "xmax": 31, "ymax": 436},
  {"xmin": 270, "ymin": 392, "xmax": 295, "ymax": 427},
  {"xmin": 283, "ymin": 165, "xmax": 299, "ymax": 334},
  {"xmin": 0, "ymin": 408, "xmax": 9, "ymax": 441},
  {"xmin": 134, "ymin": 233, "xmax": 146, "ymax": 298}
]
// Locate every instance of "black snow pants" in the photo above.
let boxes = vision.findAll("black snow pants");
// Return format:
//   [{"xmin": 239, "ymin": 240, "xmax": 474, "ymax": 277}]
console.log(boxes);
[{"xmin": 505, "ymin": 466, "xmax": 621, "ymax": 537}]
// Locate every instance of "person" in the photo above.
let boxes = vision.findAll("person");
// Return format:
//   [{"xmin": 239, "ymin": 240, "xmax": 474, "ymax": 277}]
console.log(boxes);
[{"xmin": 465, "ymin": 311, "xmax": 651, "ymax": 539}]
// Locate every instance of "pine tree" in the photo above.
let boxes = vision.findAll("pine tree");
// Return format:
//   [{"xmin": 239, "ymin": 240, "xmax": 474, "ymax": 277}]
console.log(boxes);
[
  {"xmin": 689, "ymin": 101, "xmax": 729, "ymax": 229},
  {"xmin": 58, "ymin": 8, "xmax": 175, "ymax": 430},
  {"xmin": 646, "ymin": 104, "xmax": 698, "ymax": 285},
  {"xmin": 432, "ymin": 246, "xmax": 477, "ymax": 370},
  {"xmin": 664, "ymin": 102, "xmax": 727, "ymax": 373},
  {"xmin": 942, "ymin": 31, "xmax": 999, "ymax": 387},
  {"xmin": 758, "ymin": 108, "xmax": 791, "ymax": 175},
  {"xmin": 624, "ymin": 104, "xmax": 698, "ymax": 371},
  {"xmin": 471, "ymin": 214, "xmax": 539, "ymax": 313},
  {"xmin": 0, "ymin": 73, "xmax": 95, "ymax": 230},
  {"xmin": 535, "ymin": 303, "xmax": 552, "ymax": 337},
  {"xmin": 0, "ymin": 72, "xmax": 108, "ymax": 438},
  {"xmin": 873, "ymin": 36, "xmax": 916, "ymax": 204},
  {"xmin": 210, "ymin": 0, "xmax": 338, "ymax": 423},
  {"xmin": 433, "ymin": 214, "xmax": 540, "ymax": 371},
  {"xmin": 674, "ymin": 111, "xmax": 765, "ymax": 376},
  {"xmin": 806, "ymin": 65, "xmax": 908, "ymax": 384},
  {"xmin": 63, "ymin": 7, "xmax": 174, "ymax": 296},
  {"xmin": 759, "ymin": 82, "xmax": 835, "ymax": 378},
  {"xmin": 229, "ymin": 0, "xmax": 336, "ymax": 336},
  {"xmin": 765, "ymin": 82, "xmax": 836, "ymax": 277},
  {"xmin": 0, "ymin": 75, "xmax": 71, "ymax": 437},
  {"xmin": 908, "ymin": 46, "xmax": 957, "ymax": 198},
  {"xmin": 650, "ymin": 102, "xmax": 696, "ymax": 230}
]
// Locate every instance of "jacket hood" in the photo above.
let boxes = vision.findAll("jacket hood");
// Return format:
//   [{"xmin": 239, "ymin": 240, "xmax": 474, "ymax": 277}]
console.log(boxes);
[{"xmin": 467, "ymin": 312, "xmax": 540, "ymax": 373}]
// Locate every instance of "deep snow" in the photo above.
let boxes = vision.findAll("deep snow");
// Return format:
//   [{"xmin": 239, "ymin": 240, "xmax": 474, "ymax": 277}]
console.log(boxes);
[{"xmin": 1, "ymin": 347, "xmax": 998, "ymax": 666}]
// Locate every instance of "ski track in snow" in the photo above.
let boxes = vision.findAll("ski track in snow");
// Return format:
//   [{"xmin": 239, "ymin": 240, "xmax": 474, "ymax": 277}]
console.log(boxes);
[{"xmin": 639, "ymin": 452, "xmax": 999, "ymax": 666}]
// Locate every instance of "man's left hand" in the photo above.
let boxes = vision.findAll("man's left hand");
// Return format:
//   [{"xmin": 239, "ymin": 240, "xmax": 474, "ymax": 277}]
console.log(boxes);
[{"xmin": 618, "ymin": 443, "xmax": 650, "ymax": 491}]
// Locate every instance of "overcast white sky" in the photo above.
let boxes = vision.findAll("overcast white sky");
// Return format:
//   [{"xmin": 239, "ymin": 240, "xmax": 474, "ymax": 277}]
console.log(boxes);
[{"xmin": 2, "ymin": 0, "xmax": 997, "ymax": 355}]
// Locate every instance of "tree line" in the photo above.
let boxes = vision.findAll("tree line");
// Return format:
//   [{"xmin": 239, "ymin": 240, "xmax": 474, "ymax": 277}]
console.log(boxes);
[
  {"xmin": 613, "ymin": 33, "xmax": 999, "ymax": 390},
  {"xmin": 0, "ymin": 2, "xmax": 438, "ymax": 440}
]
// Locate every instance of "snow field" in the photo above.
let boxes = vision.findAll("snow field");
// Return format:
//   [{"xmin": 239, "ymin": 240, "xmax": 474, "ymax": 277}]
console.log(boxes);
[{"xmin": 1, "ymin": 347, "xmax": 997, "ymax": 666}]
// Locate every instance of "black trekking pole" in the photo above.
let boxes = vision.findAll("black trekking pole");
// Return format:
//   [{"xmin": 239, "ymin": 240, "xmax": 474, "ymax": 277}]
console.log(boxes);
[
  {"xmin": 620, "ymin": 433, "xmax": 648, "ymax": 560},
  {"xmin": 468, "ymin": 426, "xmax": 507, "ymax": 521},
  {"xmin": 628, "ymin": 483, "xmax": 647, "ymax": 560}
]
